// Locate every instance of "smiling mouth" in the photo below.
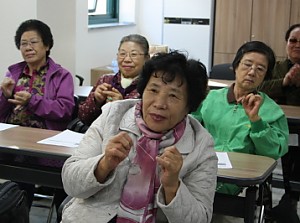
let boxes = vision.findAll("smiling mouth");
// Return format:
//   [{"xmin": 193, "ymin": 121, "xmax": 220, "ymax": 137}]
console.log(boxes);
[{"xmin": 122, "ymin": 66, "xmax": 133, "ymax": 69}]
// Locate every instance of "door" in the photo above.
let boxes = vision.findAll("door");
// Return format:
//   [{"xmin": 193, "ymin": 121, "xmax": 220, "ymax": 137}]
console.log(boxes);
[
  {"xmin": 213, "ymin": 0, "xmax": 292, "ymax": 65},
  {"xmin": 251, "ymin": 0, "xmax": 290, "ymax": 59},
  {"xmin": 213, "ymin": 0, "xmax": 252, "ymax": 65},
  {"xmin": 290, "ymin": 0, "xmax": 300, "ymax": 26}
]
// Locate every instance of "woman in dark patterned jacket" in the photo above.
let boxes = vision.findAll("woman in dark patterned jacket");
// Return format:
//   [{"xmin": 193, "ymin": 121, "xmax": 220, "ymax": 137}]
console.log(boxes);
[{"xmin": 78, "ymin": 34, "xmax": 150, "ymax": 126}]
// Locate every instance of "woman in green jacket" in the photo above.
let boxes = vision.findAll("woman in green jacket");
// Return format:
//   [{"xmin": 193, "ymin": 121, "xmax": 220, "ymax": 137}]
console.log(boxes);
[
  {"xmin": 192, "ymin": 40, "xmax": 289, "ymax": 223},
  {"xmin": 192, "ymin": 41, "xmax": 289, "ymax": 195}
]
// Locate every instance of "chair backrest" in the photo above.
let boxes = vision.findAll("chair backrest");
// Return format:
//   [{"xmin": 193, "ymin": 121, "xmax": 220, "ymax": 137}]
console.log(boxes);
[
  {"xmin": 67, "ymin": 95, "xmax": 89, "ymax": 133},
  {"xmin": 210, "ymin": 63, "xmax": 235, "ymax": 80},
  {"xmin": 75, "ymin": 75, "xmax": 84, "ymax": 86},
  {"xmin": 72, "ymin": 95, "xmax": 79, "ymax": 120}
]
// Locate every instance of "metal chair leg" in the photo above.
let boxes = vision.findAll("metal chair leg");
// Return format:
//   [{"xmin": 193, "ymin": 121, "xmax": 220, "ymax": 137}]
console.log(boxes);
[{"xmin": 46, "ymin": 193, "xmax": 56, "ymax": 223}]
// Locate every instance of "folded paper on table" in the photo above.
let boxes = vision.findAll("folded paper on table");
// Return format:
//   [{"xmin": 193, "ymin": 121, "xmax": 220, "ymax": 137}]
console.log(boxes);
[
  {"xmin": 0, "ymin": 123, "xmax": 18, "ymax": 131},
  {"xmin": 37, "ymin": 129, "xmax": 84, "ymax": 147},
  {"xmin": 216, "ymin": 152, "xmax": 232, "ymax": 169}
]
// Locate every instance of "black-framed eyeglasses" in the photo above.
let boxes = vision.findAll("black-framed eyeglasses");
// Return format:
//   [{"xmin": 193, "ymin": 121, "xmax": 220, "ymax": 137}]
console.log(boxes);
[
  {"xmin": 117, "ymin": 51, "xmax": 145, "ymax": 59},
  {"xmin": 288, "ymin": 38, "xmax": 300, "ymax": 44}
]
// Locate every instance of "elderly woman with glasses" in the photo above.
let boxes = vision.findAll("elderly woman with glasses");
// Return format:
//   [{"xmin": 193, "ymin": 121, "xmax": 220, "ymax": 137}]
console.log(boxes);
[
  {"xmin": 78, "ymin": 34, "xmax": 150, "ymax": 126},
  {"xmin": 258, "ymin": 24, "xmax": 300, "ymax": 222},
  {"xmin": 258, "ymin": 23, "xmax": 300, "ymax": 105},
  {"xmin": 61, "ymin": 51, "xmax": 217, "ymax": 223},
  {"xmin": 192, "ymin": 41, "xmax": 288, "ymax": 198},
  {"xmin": 0, "ymin": 19, "xmax": 74, "ymax": 130},
  {"xmin": 0, "ymin": 19, "xmax": 74, "ymax": 212}
]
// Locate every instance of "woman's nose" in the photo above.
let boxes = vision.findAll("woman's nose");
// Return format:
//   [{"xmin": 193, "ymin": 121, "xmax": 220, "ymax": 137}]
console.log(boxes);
[{"xmin": 153, "ymin": 95, "xmax": 167, "ymax": 109}]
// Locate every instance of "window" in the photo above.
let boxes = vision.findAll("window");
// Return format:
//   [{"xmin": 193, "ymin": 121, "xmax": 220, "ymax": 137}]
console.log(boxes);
[{"xmin": 88, "ymin": 0, "xmax": 119, "ymax": 25}]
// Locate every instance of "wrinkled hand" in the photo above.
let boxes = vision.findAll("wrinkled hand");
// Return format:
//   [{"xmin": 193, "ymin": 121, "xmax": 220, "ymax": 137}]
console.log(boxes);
[
  {"xmin": 94, "ymin": 83, "xmax": 112, "ymax": 104},
  {"xmin": 104, "ymin": 87, "xmax": 123, "ymax": 103},
  {"xmin": 8, "ymin": 91, "xmax": 31, "ymax": 111},
  {"xmin": 283, "ymin": 64, "xmax": 300, "ymax": 87},
  {"xmin": 241, "ymin": 93, "xmax": 262, "ymax": 122},
  {"xmin": 0, "ymin": 77, "xmax": 15, "ymax": 98},
  {"xmin": 97, "ymin": 132, "xmax": 133, "ymax": 182},
  {"xmin": 156, "ymin": 146, "xmax": 182, "ymax": 202}
]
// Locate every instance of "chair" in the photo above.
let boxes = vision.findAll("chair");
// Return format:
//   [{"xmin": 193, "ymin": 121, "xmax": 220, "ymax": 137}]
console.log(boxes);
[
  {"xmin": 272, "ymin": 123, "xmax": 300, "ymax": 192},
  {"xmin": 213, "ymin": 178, "xmax": 273, "ymax": 223},
  {"xmin": 75, "ymin": 75, "xmax": 85, "ymax": 86},
  {"xmin": 57, "ymin": 195, "xmax": 72, "ymax": 221},
  {"xmin": 67, "ymin": 118, "xmax": 89, "ymax": 133},
  {"xmin": 66, "ymin": 94, "xmax": 89, "ymax": 133},
  {"xmin": 210, "ymin": 63, "xmax": 235, "ymax": 80}
]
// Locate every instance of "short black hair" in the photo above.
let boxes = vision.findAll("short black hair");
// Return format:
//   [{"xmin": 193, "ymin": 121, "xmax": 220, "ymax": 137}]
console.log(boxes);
[
  {"xmin": 232, "ymin": 41, "xmax": 275, "ymax": 80},
  {"xmin": 285, "ymin": 23, "xmax": 300, "ymax": 41},
  {"xmin": 137, "ymin": 51, "xmax": 208, "ymax": 112},
  {"xmin": 15, "ymin": 19, "xmax": 53, "ymax": 57}
]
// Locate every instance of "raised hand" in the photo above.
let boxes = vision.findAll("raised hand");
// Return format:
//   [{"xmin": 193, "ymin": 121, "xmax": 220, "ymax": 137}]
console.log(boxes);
[
  {"xmin": 1, "ymin": 77, "xmax": 15, "ymax": 99},
  {"xmin": 156, "ymin": 146, "xmax": 183, "ymax": 204},
  {"xmin": 95, "ymin": 132, "xmax": 133, "ymax": 183},
  {"xmin": 241, "ymin": 93, "xmax": 262, "ymax": 122}
]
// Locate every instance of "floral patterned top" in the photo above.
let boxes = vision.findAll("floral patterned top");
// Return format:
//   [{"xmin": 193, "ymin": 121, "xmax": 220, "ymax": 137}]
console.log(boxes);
[
  {"xmin": 78, "ymin": 72, "xmax": 140, "ymax": 125},
  {"xmin": 7, "ymin": 65, "xmax": 47, "ymax": 128}
]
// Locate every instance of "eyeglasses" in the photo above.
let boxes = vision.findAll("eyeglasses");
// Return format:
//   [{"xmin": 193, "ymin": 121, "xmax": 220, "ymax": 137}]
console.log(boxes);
[
  {"xmin": 117, "ymin": 51, "xmax": 145, "ymax": 59},
  {"xmin": 288, "ymin": 38, "xmax": 300, "ymax": 44},
  {"xmin": 20, "ymin": 39, "xmax": 41, "ymax": 48},
  {"xmin": 240, "ymin": 61, "xmax": 267, "ymax": 76}
]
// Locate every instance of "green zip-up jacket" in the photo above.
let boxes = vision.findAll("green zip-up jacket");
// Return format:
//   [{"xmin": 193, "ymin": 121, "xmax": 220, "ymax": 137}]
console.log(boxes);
[
  {"xmin": 192, "ymin": 86, "xmax": 289, "ymax": 194},
  {"xmin": 192, "ymin": 86, "xmax": 288, "ymax": 160}
]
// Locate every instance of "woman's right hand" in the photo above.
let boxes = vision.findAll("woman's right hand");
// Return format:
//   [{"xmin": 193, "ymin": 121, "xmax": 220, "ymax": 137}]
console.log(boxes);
[
  {"xmin": 95, "ymin": 132, "xmax": 133, "ymax": 183},
  {"xmin": 94, "ymin": 83, "xmax": 112, "ymax": 105},
  {"xmin": 283, "ymin": 64, "xmax": 300, "ymax": 87},
  {"xmin": 0, "ymin": 77, "xmax": 15, "ymax": 99}
]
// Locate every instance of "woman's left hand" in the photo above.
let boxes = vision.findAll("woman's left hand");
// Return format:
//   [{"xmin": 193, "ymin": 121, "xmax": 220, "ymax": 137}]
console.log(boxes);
[
  {"xmin": 104, "ymin": 87, "xmax": 123, "ymax": 103},
  {"xmin": 241, "ymin": 93, "xmax": 262, "ymax": 122},
  {"xmin": 8, "ymin": 91, "xmax": 31, "ymax": 111},
  {"xmin": 156, "ymin": 146, "xmax": 183, "ymax": 203}
]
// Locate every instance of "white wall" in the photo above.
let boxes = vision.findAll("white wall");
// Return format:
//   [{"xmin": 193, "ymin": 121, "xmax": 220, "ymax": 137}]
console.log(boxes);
[
  {"xmin": 0, "ymin": 0, "xmax": 211, "ymax": 85},
  {"xmin": 0, "ymin": 0, "xmax": 37, "ymax": 77},
  {"xmin": 0, "ymin": 0, "xmax": 139, "ymax": 85},
  {"xmin": 137, "ymin": 0, "xmax": 164, "ymax": 45},
  {"xmin": 37, "ymin": 0, "xmax": 76, "ymax": 75}
]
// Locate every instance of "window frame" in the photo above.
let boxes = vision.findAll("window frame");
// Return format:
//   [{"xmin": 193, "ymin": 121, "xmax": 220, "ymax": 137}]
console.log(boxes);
[{"xmin": 88, "ymin": 0, "xmax": 119, "ymax": 25}]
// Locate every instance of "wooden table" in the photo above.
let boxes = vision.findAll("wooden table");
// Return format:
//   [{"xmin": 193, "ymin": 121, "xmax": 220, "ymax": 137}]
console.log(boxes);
[
  {"xmin": 218, "ymin": 152, "xmax": 276, "ymax": 186},
  {"xmin": 0, "ymin": 126, "xmax": 73, "ymax": 189},
  {"xmin": 215, "ymin": 152, "xmax": 277, "ymax": 223},
  {"xmin": 0, "ymin": 126, "xmax": 276, "ymax": 222},
  {"xmin": 280, "ymin": 104, "xmax": 300, "ymax": 124},
  {"xmin": 274, "ymin": 105, "xmax": 300, "ymax": 192}
]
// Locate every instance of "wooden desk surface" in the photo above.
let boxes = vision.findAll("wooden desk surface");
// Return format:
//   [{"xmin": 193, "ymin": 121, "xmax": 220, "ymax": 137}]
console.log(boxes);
[
  {"xmin": 0, "ymin": 126, "xmax": 277, "ymax": 188},
  {"xmin": 0, "ymin": 126, "xmax": 74, "ymax": 188},
  {"xmin": 218, "ymin": 152, "xmax": 276, "ymax": 186},
  {"xmin": 280, "ymin": 104, "xmax": 300, "ymax": 124},
  {"xmin": 0, "ymin": 126, "xmax": 73, "ymax": 160}
]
